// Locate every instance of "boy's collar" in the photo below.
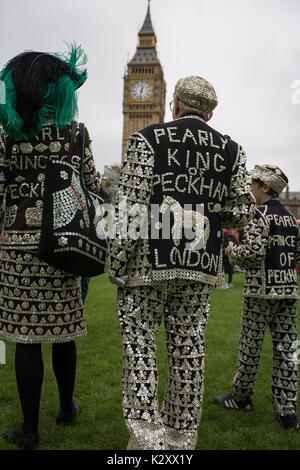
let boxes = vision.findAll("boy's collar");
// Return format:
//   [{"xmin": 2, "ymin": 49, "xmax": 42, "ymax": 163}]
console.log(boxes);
[{"xmin": 258, "ymin": 197, "xmax": 281, "ymax": 207}]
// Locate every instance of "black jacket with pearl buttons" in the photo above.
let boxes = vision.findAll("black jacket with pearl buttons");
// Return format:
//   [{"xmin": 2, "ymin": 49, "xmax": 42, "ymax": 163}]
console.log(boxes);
[{"xmin": 106, "ymin": 114, "xmax": 255, "ymax": 286}]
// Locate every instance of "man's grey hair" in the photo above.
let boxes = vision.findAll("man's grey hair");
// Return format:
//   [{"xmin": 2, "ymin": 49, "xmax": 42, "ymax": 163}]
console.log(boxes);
[{"xmin": 178, "ymin": 99, "xmax": 207, "ymax": 119}]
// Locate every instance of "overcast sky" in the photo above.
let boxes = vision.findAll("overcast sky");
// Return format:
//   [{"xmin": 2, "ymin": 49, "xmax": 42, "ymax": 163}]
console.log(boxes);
[{"xmin": 1, "ymin": 0, "xmax": 299, "ymax": 189}]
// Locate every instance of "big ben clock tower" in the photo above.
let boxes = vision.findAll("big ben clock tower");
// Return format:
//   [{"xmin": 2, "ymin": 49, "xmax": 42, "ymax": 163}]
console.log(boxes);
[{"xmin": 121, "ymin": 0, "xmax": 166, "ymax": 159}]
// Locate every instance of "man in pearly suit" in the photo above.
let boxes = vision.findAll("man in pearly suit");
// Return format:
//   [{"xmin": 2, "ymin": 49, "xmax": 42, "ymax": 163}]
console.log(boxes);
[{"xmin": 106, "ymin": 76, "xmax": 255, "ymax": 450}]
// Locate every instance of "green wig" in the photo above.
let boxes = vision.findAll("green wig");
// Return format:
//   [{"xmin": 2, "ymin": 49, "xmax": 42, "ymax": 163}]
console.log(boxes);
[{"xmin": 0, "ymin": 42, "xmax": 88, "ymax": 140}]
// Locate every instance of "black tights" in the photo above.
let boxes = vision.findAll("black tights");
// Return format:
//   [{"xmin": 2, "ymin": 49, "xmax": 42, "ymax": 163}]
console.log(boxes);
[{"xmin": 15, "ymin": 341, "xmax": 77, "ymax": 434}]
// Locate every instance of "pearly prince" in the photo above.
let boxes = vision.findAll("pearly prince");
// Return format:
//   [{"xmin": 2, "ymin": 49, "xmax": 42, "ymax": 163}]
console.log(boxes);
[{"xmin": 214, "ymin": 164, "xmax": 300, "ymax": 430}]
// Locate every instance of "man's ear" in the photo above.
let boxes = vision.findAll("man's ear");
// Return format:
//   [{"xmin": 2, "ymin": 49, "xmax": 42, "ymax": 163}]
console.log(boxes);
[
  {"xmin": 173, "ymin": 95, "xmax": 180, "ymax": 116},
  {"xmin": 263, "ymin": 182, "xmax": 271, "ymax": 193},
  {"xmin": 205, "ymin": 111, "xmax": 213, "ymax": 122}
]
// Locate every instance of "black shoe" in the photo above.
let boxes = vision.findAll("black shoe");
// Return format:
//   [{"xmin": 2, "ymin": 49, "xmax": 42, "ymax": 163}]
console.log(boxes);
[
  {"xmin": 4, "ymin": 424, "xmax": 39, "ymax": 450},
  {"xmin": 56, "ymin": 402, "xmax": 80, "ymax": 425},
  {"xmin": 213, "ymin": 392, "xmax": 253, "ymax": 410},
  {"xmin": 276, "ymin": 413, "xmax": 299, "ymax": 430}
]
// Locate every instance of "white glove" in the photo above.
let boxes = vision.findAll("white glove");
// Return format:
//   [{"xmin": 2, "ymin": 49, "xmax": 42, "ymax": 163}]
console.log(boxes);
[{"xmin": 109, "ymin": 275, "xmax": 128, "ymax": 287}]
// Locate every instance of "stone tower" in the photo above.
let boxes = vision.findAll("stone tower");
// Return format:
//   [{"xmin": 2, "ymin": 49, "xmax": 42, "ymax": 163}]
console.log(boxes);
[{"xmin": 121, "ymin": 0, "xmax": 166, "ymax": 159}]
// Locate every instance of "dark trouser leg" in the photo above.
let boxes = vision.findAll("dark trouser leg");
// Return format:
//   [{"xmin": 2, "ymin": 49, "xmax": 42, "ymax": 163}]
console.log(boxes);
[
  {"xmin": 232, "ymin": 297, "xmax": 269, "ymax": 400},
  {"xmin": 52, "ymin": 341, "xmax": 77, "ymax": 413},
  {"xmin": 269, "ymin": 299, "xmax": 298, "ymax": 416},
  {"xmin": 228, "ymin": 264, "xmax": 233, "ymax": 284},
  {"xmin": 15, "ymin": 343, "xmax": 44, "ymax": 434},
  {"xmin": 81, "ymin": 277, "xmax": 91, "ymax": 303}
]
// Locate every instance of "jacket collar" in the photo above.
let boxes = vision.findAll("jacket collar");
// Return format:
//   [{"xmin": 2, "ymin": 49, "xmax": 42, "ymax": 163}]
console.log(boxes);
[
  {"xmin": 257, "ymin": 198, "xmax": 281, "ymax": 208},
  {"xmin": 174, "ymin": 113, "xmax": 206, "ymax": 123},
  {"xmin": 265, "ymin": 198, "xmax": 281, "ymax": 205}
]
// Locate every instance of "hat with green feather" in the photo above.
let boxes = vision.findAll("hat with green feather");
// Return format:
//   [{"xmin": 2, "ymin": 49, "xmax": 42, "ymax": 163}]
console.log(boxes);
[{"xmin": 0, "ymin": 42, "xmax": 87, "ymax": 140}]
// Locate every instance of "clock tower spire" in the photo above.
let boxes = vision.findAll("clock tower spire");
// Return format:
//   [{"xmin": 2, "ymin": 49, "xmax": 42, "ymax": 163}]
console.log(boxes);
[{"xmin": 121, "ymin": 1, "xmax": 166, "ymax": 159}]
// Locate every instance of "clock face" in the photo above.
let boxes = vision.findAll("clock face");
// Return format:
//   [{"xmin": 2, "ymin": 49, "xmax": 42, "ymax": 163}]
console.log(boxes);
[{"xmin": 131, "ymin": 81, "xmax": 152, "ymax": 101}]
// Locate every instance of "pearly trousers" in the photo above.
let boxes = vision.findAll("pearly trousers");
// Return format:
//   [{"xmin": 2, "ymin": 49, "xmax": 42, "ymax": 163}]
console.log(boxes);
[
  {"xmin": 117, "ymin": 279, "xmax": 212, "ymax": 450},
  {"xmin": 232, "ymin": 296, "xmax": 298, "ymax": 416}
]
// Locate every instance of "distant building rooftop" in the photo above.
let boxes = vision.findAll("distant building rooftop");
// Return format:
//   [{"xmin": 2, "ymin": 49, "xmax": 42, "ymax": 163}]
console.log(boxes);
[{"xmin": 280, "ymin": 191, "xmax": 300, "ymax": 201}]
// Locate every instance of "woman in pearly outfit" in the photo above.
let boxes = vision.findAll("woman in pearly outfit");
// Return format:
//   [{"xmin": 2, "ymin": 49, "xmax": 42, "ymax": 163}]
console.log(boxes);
[{"xmin": 0, "ymin": 44, "xmax": 102, "ymax": 449}]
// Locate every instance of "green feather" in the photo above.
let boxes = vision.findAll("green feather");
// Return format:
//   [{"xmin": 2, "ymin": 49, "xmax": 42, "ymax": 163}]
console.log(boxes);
[{"xmin": 0, "ymin": 42, "xmax": 87, "ymax": 140}]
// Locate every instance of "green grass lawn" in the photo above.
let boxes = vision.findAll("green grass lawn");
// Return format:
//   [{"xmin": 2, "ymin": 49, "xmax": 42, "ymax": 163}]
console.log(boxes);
[{"xmin": 0, "ymin": 273, "xmax": 299, "ymax": 450}]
